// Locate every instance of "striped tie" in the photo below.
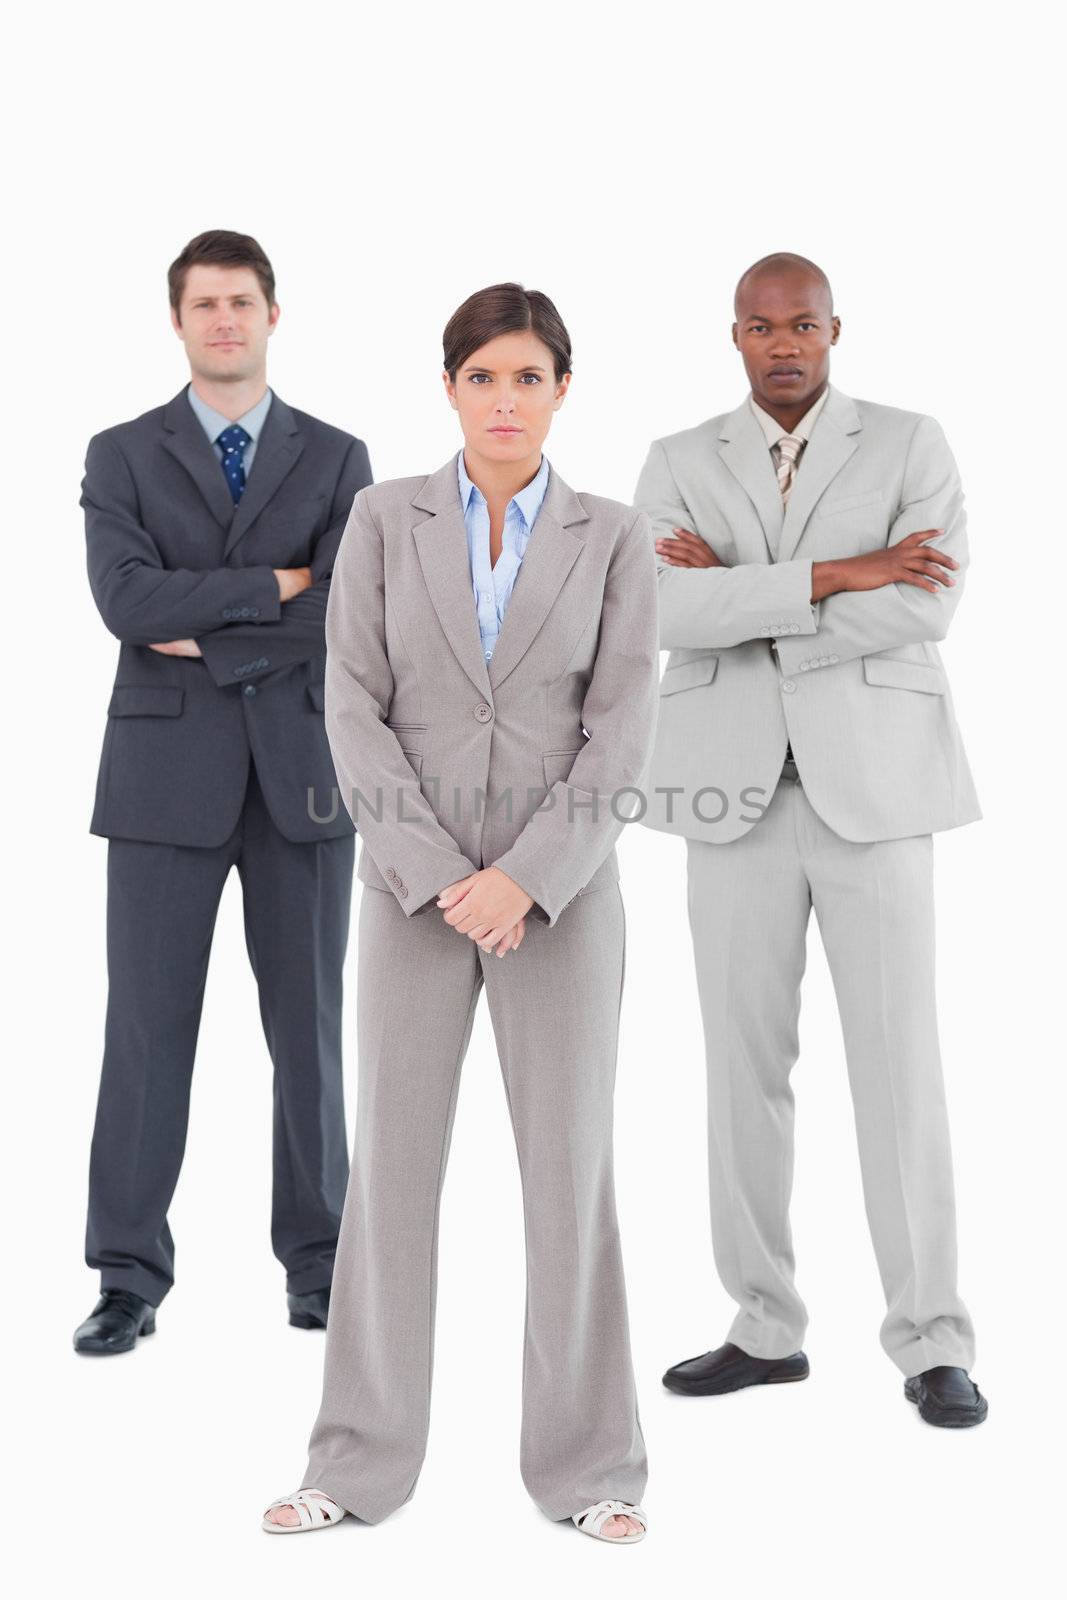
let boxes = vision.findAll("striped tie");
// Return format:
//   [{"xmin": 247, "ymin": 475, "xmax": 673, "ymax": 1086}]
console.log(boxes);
[
  {"xmin": 776, "ymin": 434, "xmax": 805, "ymax": 504},
  {"xmin": 775, "ymin": 434, "xmax": 805, "ymax": 771}
]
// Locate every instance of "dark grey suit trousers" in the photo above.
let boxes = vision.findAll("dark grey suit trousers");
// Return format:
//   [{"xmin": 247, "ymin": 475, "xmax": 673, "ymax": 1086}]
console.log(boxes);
[{"xmin": 85, "ymin": 757, "xmax": 354, "ymax": 1305}]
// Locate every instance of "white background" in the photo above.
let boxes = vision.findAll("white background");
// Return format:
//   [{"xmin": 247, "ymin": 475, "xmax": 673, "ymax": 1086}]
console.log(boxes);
[{"xmin": 4, "ymin": 3, "xmax": 1062, "ymax": 1596}]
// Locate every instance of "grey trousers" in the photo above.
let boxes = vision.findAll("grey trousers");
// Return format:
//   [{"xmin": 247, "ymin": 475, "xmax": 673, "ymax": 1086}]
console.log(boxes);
[
  {"xmin": 686, "ymin": 769, "xmax": 976, "ymax": 1378},
  {"xmin": 302, "ymin": 880, "xmax": 647, "ymax": 1523}
]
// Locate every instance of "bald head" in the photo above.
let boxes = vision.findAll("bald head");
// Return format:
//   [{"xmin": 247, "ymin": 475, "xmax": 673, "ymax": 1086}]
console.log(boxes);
[{"xmin": 734, "ymin": 253, "xmax": 833, "ymax": 319}]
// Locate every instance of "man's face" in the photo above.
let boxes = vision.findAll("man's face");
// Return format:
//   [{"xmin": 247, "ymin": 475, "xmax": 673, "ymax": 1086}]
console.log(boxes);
[
  {"xmin": 171, "ymin": 264, "xmax": 279, "ymax": 384},
  {"xmin": 732, "ymin": 270, "xmax": 839, "ymax": 411}
]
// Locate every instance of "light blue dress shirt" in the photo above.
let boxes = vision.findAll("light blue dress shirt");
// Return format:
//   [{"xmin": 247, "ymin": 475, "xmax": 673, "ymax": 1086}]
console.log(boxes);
[
  {"xmin": 457, "ymin": 451, "xmax": 551, "ymax": 663},
  {"xmin": 187, "ymin": 384, "xmax": 273, "ymax": 479}
]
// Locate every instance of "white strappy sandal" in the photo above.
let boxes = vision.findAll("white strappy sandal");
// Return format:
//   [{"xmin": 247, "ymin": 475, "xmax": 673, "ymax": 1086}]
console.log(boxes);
[
  {"xmin": 572, "ymin": 1499, "xmax": 648, "ymax": 1543},
  {"xmin": 261, "ymin": 1487, "xmax": 346, "ymax": 1534}
]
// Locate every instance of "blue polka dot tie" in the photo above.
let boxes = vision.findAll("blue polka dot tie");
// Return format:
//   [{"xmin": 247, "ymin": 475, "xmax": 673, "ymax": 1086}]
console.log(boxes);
[{"xmin": 216, "ymin": 424, "xmax": 252, "ymax": 504}]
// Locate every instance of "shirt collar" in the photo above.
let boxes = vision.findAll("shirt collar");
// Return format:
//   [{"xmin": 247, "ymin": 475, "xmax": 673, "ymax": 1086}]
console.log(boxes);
[
  {"xmin": 187, "ymin": 383, "xmax": 273, "ymax": 444},
  {"xmin": 748, "ymin": 383, "xmax": 831, "ymax": 449},
  {"xmin": 457, "ymin": 449, "xmax": 551, "ymax": 527}
]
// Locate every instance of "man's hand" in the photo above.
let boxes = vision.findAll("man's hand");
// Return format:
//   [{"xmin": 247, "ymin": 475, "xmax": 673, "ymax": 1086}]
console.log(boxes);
[
  {"xmin": 437, "ymin": 867, "xmax": 534, "ymax": 954},
  {"xmin": 812, "ymin": 530, "xmax": 958, "ymax": 601},
  {"xmin": 149, "ymin": 639, "xmax": 203, "ymax": 657},
  {"xmin": 655, "ymin": 527, "xmax": 724, "ymax": 568},
  {"xmin": 274, "ymin": 566, "xmax": 313, "ymax": 603}
]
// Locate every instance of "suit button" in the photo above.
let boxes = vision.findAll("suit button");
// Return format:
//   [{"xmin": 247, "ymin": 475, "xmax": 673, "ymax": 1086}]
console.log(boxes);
[
  {"xmin": 781, "ymin": 679, "xmax": 797, "ymax": 694},
  {"xmin": 799, "ymin": 661, "xmax": 810, "ymax": 671},
  {"xmin": 790, "ymin": 623, "xmax": 800, "ymax": 633},
  {"xmin": 474, "ymin": 703, "xmax": 493, "ymax": 723},
  {"xmin": 251, "ymin": 608, "xmax": 260, "ymax": 617},
  {"xmin": 398, "ymin": 886, "xmax": 409, "ymax": 899},
  {"xmin": 829, "ymin": 653, "xmax": 839, "ymax": 663},
  {"xmin": 243, "ymin": 684, "xmax": 257, "ymax": 698}
]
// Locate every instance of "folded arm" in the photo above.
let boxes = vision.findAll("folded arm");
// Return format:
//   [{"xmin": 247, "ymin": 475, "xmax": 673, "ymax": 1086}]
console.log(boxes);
[
  {"xmin": 773, "ymin": 415, "xmax": 968, "ymax": 673},
  {"xmin": 491, "ymin": 510, "xmax": 661, "ymax": 927},
  {"xmin": 82, "ymin": 432, "xmax": 281, "ymax": 644},
  {"xmin": 196, "ymin": 438, "xmax": 374, "ymax": 686},
  {"xmin": 635, "ymin": 438, "xmax": 818, "ymax": 648}
]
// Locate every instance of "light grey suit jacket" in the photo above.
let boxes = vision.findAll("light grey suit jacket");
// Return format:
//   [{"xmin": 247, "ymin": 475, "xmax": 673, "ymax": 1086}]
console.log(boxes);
[
  {"xmin": 633, "ymin": 384, "xmax": 981, "ymax": 844},
  {"xmin": 323, "ymin": 452, "xmax": 660, "ymax": 925}
]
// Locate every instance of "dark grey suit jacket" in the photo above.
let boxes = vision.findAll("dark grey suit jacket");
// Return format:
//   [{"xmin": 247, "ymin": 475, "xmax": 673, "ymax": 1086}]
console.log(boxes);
[{"xmin": 83, "ymin": 386, "xmax": 372, "ymax": 845}]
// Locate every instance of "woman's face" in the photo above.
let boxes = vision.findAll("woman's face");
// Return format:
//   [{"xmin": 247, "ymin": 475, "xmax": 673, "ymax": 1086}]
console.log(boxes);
[{"xmin": 444, "ymin": 330, "xmax": 570, "ymax": 466}]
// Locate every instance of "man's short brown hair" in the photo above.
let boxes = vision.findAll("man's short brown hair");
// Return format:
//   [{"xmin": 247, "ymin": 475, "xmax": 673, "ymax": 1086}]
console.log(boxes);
[{"xmin": 168, "ymin": 230, "xmax": 276, "ymax": 317}]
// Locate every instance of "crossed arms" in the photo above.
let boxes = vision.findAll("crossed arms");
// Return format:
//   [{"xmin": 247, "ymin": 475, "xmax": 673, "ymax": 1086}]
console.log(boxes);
[
  {"xmin": 636, "ymin": 414, "xmax": 966, "ymax": 668},
  {"xmin": 82, "ymin": 432, "xmax": 372, "ymax": 685}
]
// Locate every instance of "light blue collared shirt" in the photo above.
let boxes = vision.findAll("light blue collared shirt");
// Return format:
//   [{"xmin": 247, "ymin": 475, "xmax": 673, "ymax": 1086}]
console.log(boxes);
[
  {"xmin": 187, "ymin": 383, "xmax": 273, "ymax": 479},
  {"xmin": 457, "ymin": 450, "xmax": 551, "ymax": 664}
]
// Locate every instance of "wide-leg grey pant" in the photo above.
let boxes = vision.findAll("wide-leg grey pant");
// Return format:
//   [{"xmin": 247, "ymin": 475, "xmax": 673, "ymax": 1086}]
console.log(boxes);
[
  {"xmin": 301, "ymin": 880, "xmax": 647, "ymax": 1523},
  {"xmin": 686, "ymin": 770, "xmax": 975, "ymax": 1378}
]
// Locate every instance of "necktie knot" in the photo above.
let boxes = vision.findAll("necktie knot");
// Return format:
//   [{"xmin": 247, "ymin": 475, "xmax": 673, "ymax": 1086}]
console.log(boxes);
[
  {"xmin": 216, "ymin": 425, "xmax": 252, "ymax": 503},
  {"xmin": 777, "ymin": 434, "xmax": 804, "ymax": 464}
]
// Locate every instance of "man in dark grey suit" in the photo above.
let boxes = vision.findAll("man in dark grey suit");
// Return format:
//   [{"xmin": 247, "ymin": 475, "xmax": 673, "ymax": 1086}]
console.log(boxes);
[{"xmin": 74, "ymin": 231, "xmax": 372, "ymax": 1354}]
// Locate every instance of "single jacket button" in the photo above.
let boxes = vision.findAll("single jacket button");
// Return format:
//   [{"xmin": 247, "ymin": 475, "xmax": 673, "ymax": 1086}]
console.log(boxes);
[
  {"xmin": 243, "ymin": 684, "xmax": 257, "ymax": 698},
  {"xmin": 790, "ymin": 623, "xmax": 800, "ymax": 633},
  {"xmin": 474, "ymin": 702, "xmax": 493, "ymax": 722},
  {"xmin": 781, "ymin": 679, "xmax": 797, "ymax": 694}
]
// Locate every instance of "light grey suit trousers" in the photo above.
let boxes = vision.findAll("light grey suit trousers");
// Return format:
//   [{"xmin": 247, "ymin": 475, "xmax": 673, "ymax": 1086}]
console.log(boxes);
[
  {"xmin": 302, "ymin": 877, "xmax": 647, "ymax": 1522},
  {"xmin": 686, "ymin": 769, "xmax": 974, "ymax": 1376}
]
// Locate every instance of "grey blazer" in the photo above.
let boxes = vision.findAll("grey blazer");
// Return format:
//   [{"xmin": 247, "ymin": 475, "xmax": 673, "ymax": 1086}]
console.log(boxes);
[
  {"xmin": 322, "ymin": 451, "xmax": 660, "ymax": 925},
  {"xmin": 633, "ymin": 385, "xmax": 981, "ymax": 843},
  {"xmin": 83, "ymin": 387, "xmax": 372, "ymax": 845}
]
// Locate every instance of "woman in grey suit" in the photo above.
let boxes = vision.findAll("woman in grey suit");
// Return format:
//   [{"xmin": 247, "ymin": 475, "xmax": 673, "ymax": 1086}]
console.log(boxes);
[{"xmin": 261, "ymin": 285, "xmax": 659, "ymax": 1543}]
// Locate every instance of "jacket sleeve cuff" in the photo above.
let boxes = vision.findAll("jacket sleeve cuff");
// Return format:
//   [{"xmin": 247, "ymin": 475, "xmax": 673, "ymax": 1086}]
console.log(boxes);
[
  {"xmin": 397, "ymin": 856, "xmax": 480, "ymax": 917},
  {"xmin": 755, "ymin": 560, "xmax": 818, "ymax": 644}
]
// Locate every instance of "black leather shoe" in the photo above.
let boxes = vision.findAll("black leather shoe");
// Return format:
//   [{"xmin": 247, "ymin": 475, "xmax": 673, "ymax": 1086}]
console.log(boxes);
[
  {"xmin": 663, "ymin": 1340, "xmax": 809, "ymax": 1395},
  {"xmin": 904, "ymin": 1365, "xmax": 988, "ymax": 1427},
  {"xmin": 73, "ymin": 1289, "xmax": 156, "ymax": 1355},
  {"xmin": 288, "ymin": 1286, "xmax": 330, "ymax": 1329}
]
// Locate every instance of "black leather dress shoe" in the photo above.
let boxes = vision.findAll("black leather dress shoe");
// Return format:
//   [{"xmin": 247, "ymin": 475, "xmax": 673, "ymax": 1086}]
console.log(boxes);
[
  {"xmin": 288, "ymin": 1286, "xmax": 330, "ymax": 1329},
  {"xmin": 73, "ymin": 1289, "xmax": 156, "ymax": 1355},
  {"xmin": 663, "ymin": 1340, "xmax": 810, "ymax": 1395},
  {"xmin": 904, "ymin": 1365, "xmax": 988, "ymax": 1427}
]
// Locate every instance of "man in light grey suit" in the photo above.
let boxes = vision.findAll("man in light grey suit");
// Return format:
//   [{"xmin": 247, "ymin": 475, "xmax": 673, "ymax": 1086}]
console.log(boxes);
[{"xmin": 635, "ymin": 253, "xmax": 987, "ymax": 1427}]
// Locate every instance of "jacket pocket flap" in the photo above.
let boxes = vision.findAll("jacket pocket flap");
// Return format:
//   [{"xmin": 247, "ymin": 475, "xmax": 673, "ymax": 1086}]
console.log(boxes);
[
  {"xmin": 659, "ymin": 656, "xmax": 719, "ymax": 695},
  {"xmin": 862, "ymin": 656, "xmax": 947, "ymax": 694},
  {"xmin": 543, "ymin": 747, "xmax": 586, "ymax": 788},
  {"xmin": 107, "ymin": 685, "xmax": 185, "ymax": 717},
  {"xmin": 306, "ymin": 681, "xmax": 326, "ymax": 711}
]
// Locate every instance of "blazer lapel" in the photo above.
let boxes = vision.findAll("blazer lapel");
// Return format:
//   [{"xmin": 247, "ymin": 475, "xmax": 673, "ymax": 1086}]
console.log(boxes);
[
  {"xmin": 776, "ymin": 387, "xmax": 862, "ymax": 563},
  {"xmin": 412, "ymin": 456, "xmax": 493, "ymax": 700},
  {"xmin": 410, "ymin": 453, "xmax": 589, "ymax": 701},
  {"xmin": 487, "ymin": 466, "xmax": 586, "ymax": 692},
  {"xmin": 161, "ymin": 388, "xmax": 235, "ymax": 530},
  {"xmin": 717, "ymin": 400, "xmax": 784, "ymax": 561},
  {"xmin": 223, "ymin": 394, "xmax": 305, "ymax": 559}
]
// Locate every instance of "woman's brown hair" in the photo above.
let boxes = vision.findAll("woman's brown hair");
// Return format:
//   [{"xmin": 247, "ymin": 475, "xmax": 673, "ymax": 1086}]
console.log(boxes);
[{"xmin": 443, "ymin": 283, "xmax": 572, "ymax": 383}]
